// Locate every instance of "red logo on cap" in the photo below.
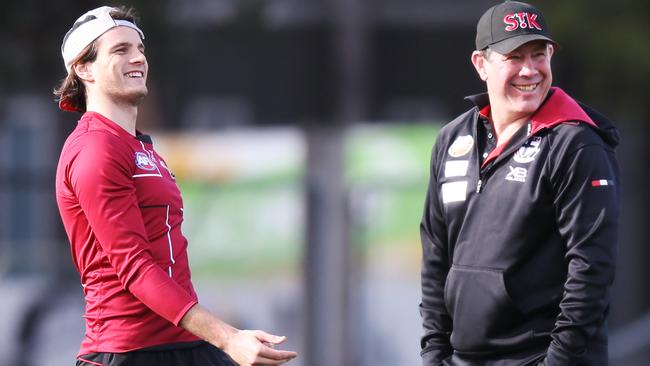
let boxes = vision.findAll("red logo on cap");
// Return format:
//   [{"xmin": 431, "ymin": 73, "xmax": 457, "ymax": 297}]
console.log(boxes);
[{"xmin": 503, "ymin": 12, "xmax": 542, "ymax": 32}]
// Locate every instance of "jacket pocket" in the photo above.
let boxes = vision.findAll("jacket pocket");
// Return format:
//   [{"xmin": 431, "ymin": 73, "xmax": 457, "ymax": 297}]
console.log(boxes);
[{"xmin": 444, "ymin": 265, "xmax": 528, "ymax": 352}]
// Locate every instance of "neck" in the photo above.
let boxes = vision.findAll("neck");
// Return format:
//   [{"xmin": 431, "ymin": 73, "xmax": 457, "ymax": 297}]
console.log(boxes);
[
  {"xmin": 489, "ymin": 110, "xmax": 530, "ymax": 147},
  {"xmin": 86, "ymin": 96, "xmax": 138, "ymax": 136}
]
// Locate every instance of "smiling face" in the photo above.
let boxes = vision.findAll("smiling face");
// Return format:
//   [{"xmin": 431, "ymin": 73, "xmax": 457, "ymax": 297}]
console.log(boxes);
[
  {"xmin": 80, "ymin": 26, "xmax": 148, "ymax": 107},
  {"xmin": 472, "ymin": 40, "xmax": 554, "ymax": 124}
]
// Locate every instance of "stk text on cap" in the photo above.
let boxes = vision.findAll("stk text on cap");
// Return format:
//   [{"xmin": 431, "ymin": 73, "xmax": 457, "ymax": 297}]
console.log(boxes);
[{"xmin": 475, "ymin": 1, "xmax": 557, "ymax": 54}]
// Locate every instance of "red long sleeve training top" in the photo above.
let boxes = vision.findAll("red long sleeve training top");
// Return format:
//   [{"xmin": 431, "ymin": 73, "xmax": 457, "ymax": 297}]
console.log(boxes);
[{"xmin": 56, "ymin": 112, "xmax": 200, "ymax": 356}]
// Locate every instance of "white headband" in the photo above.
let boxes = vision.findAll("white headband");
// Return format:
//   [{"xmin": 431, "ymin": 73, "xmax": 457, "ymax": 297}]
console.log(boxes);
[{"xmin": 61, "ymin": 6, "xmax": 145, "ymax": 72}]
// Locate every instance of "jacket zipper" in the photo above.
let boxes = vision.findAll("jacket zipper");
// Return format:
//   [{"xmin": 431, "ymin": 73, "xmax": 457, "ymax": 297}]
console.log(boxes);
[{"xmin": 475, "ymin": 122, "xmax": 536, "ymax": 195}]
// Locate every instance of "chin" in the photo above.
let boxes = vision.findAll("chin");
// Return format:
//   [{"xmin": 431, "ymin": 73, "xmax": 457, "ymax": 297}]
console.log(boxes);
[
  {"xmin": 132, "ymin": 92, "xmax": 148, "ymax": 106},
  {"xmin": 137, "ymin": 88, "xmax": 148, "ymax": 99},
  {"xmin": 133, "ymin": 85, "xmax": 148, "ymax": 96},
  {"xmin": 116, "ymin": 89, "xmax": 148, "ymax": 106},
  {"xmin": 513, "ymin": 96, "xmax": 544, "ymax": 113}
]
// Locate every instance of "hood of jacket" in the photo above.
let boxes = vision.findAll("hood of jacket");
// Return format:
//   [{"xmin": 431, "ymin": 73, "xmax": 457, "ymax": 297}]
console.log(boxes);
[{"xmin": 465, "ymin": 87, "xmax": 619, "ymax": 149}]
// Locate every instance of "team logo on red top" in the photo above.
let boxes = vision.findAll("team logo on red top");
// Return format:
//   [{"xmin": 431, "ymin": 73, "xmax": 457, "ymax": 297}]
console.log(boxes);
[
  {"xmin": 503, "ymin": 12, "xmax": 542, "ymax": 32},
  {"xmin": 135, "ymin": 152, "xmax": 157, "ymax": 171}
]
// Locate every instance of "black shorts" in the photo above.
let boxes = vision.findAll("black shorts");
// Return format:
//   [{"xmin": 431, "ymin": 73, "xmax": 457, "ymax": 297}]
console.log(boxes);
[{"xmin": 76, "ymin": 341, "xmax": 237, "ymax": 366}]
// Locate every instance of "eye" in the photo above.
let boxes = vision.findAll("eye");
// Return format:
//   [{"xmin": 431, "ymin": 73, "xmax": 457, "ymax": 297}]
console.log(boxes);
[{"xmin": 114, "ymin": 48, "xmax": 127, "ymax": 54}]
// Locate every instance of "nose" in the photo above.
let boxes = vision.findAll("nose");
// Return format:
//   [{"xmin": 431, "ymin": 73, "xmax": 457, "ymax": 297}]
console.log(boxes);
[
  {"xmin": 130, "ymin": 50, "xmax": 146, "ymax": 65},
  {"xmin": 519, "ymin": 56, "xmax": 537, "ymax": 77}
]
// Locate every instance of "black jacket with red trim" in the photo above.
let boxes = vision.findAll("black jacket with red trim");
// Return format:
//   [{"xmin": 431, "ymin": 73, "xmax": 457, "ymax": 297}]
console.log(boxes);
[{"xmin": 419, "ymin": 87, "xmax": 620, "ymax": 365}]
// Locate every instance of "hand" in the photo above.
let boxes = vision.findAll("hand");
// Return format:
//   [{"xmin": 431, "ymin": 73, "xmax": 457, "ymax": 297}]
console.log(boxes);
[
  {"xmin": 178, "ymin": 304, "xmax": 297, "ymax": 365},
  {"xmin": 223, "ymin": 329, "xmax": 298, "ymax": 366}
]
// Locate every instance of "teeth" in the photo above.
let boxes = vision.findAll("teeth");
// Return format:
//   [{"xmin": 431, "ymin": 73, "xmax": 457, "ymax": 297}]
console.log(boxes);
[
  {"xmin": 514, "ymin": 83, "xmax": 538, "ymax": 92},
  {"xmin": 126, "ymin": 71, "xmax": 143, "ymax": 78}
]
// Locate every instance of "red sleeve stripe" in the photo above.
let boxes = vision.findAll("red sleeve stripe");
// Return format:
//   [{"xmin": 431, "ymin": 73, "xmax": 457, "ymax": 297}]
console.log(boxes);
[{"xmin": 591, "ymin": 179, "xmax": 614, "ymax": 187}]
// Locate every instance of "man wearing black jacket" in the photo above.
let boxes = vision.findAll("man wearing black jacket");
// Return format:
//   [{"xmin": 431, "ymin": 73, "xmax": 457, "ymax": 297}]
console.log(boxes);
[{"xmin": 419, "ymin": 2, "xmax": 620, "ymax": 365}]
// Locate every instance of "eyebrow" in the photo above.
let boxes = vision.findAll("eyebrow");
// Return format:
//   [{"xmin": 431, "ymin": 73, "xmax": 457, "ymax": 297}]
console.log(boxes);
[{"xmin": 109, "ymin": 41, "xmax": 145, "ymax": 52}]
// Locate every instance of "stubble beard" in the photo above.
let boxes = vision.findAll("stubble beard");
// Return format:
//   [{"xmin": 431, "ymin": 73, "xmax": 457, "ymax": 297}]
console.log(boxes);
[{"xmin": 112, "ymin": 86, "xmax": 148, "ymax": 108}]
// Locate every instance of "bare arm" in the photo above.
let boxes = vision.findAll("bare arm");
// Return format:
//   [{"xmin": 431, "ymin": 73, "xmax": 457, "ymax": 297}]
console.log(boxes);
[{"xmin": 179, "ymin": 303, "xmax": 298, "ymax": 366}]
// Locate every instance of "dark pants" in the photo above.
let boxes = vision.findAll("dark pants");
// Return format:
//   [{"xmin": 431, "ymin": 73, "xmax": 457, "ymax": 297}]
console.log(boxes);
[{"xmin": 76, "ymin": 341, "xmax": 237, "ymax": 366}]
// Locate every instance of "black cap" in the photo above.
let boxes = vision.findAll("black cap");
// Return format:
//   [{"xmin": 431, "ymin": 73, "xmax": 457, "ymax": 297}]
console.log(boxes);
[{"xmin": 475, "ymin": 1, "xmax": 557, "ymax": 53}]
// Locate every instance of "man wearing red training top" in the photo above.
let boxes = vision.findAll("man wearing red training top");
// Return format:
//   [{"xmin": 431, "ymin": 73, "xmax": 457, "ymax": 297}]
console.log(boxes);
[{"xmin": 54, "ymin": 6, "xmax": 297, "ymax": 366}]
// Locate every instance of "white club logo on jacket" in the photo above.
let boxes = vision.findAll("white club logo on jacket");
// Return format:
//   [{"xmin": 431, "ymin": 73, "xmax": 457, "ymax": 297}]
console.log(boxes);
[{"xmin": 513, "ymin": 136, "xmax": 542, "ymax": 164}]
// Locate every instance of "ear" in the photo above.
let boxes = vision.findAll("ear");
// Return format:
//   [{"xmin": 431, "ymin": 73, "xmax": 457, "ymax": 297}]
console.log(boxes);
[
  {"xmin": 74, "ymin": 62, "xmax": 94, "ymax": 82},
  {"xmin": 548, "ymin": 43, "xmax": 555, "ymax": 59},
  {"xmin": 471, "ymin": 51, "xmax": 488, "ymax": 81}
]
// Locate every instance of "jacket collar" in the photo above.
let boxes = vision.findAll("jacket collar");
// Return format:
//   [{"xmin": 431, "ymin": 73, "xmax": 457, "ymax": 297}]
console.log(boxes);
[{"xmin": 464, "ymin": 87, "xmax": 597, "ymax": 135}]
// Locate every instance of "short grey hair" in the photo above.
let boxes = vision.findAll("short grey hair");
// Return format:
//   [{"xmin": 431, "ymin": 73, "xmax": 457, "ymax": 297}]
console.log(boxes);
[{"xmin": 480, "ymin": 47, "xmax": 493, "ymax": 60}]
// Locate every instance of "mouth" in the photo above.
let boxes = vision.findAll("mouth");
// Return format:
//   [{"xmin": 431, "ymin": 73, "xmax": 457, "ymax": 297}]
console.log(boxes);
[
  {"xmin": 513, "ymin": 82, "xmax": 540, "ymax": 92},
  {"xmin": 125, "ymin": 71, "xmax": 144, "ymax": 78}
]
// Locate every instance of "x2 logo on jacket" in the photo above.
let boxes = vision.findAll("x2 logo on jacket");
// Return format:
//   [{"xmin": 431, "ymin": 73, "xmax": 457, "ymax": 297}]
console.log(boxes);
[{"xmin": 505, "ymin": 166, "xmax": 527, "ymax": 183}]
